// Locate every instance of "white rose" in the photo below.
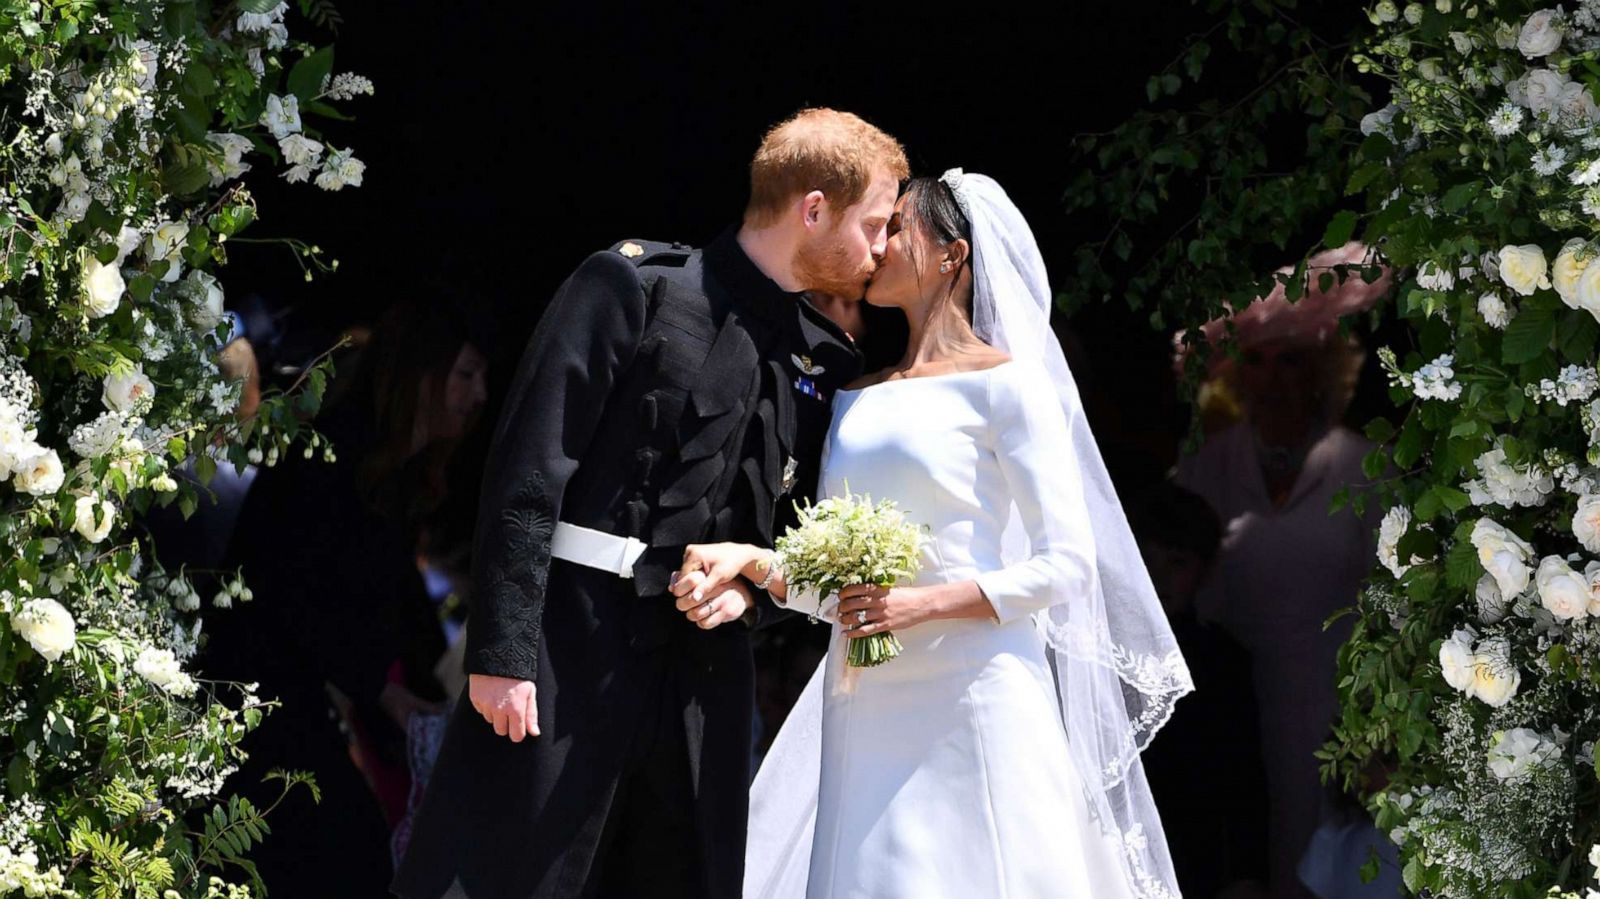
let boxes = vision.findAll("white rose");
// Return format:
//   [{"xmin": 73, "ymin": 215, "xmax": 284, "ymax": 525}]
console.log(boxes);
[
  {"xmin": 11, "ymin": 446, "xmax": 64, "ymax": 497},
  {"xmin": 1576, "ymin": 261, "xmax": 1600, "ymax": 326},
  {"xmin": 1439, "ymin": 628, "xmax": 1477, "ymax": 691},
  {"xmin": 1498, "ymin": 244, "xmax": 1552, "ymax": 296},
  {"xmin": 102, "ymin": 366, "xmax": 155, "ymax": 413},
  {"xmin": 10, "ymin": 597, "xmax": 76, "ymax": 662},
  {"xmin": 1585, "ymin": 561, "xmax": 1600, "ymax": 616},
  {"xmin": 278, "ymin": 133, "xmax": 323, "ymax": 167},
  {"xmin": 1536, "ymin": 554, "xmax": 1592, "ymax": 620},
  {"xmin": 132, "ymin": 646, "xmax": 198, "ymax": 696},
  {"xmin": 145, "ymin": 221, "xmax": 189, "ymax": 283},
  {"xmin": 260, "ymin": 94, "xmax": 302, "ymax": 140},
  {"xmin": 1476, "ymin": 573, "xmax": 1509, "ymax": 624},
  {"xmin": 1472, "ymin": 518, "xmax": 1535, "ymax": 597},
  {"xmin": 184, "ymin": 270, "xmax": 225, "ymax": 330},
  {"xmin": 1378, "ymin": 506, "xmax": 1414, "ymax": 578},
  {"xmin": 1522, "ymin": 69, "xmax": 1570, "ymax": 116},
  {"xmin": 72, "ymin": 493, "xmax": 115, "ymax": 544},
  {"xmin": 1560, "ymin": 81, "xmax": 1600, "ymax": 125},
  {"xmin": 1469, "ymin": 637, "xmax": 1521, "ymax": 707},
  {"xmin": 0, "ymin": 418, "xmax": 36, "ymax": 477},
  {"xmin": 113, "ymin": 225, "xmax": 142, "ymax": 265},
  {"xmin": 1553, "ymin": 239, "xmax": 1592, "ymax": 308},
  {"xmin": 1575, "ymin": 495, "xmax": 1600, "ymax": 553},
  {"xmin": 1519, "ymin": 9, "xmax": 1564, "ymax": 58},
  {"xmin": 81, "ymin": 256, "xmax": 125, "ymax": 319}
]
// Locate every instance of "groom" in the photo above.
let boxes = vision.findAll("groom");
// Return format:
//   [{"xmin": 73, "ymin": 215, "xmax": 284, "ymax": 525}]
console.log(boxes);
[{"xmin": 392, "ymin": 109, "xmax": 907, "ymax": 899}]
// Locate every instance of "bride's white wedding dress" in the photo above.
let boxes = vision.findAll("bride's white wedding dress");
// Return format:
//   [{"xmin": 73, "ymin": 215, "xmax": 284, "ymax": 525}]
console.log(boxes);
[{"xmin": 769, "ymin": 361, "xmax": 1135, "ymax": 899}]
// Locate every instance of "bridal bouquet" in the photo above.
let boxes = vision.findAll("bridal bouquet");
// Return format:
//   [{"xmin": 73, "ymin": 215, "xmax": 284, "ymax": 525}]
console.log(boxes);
[{"xmin": 774, "ymin": 488, "xmax": 924, "ymax": 668}]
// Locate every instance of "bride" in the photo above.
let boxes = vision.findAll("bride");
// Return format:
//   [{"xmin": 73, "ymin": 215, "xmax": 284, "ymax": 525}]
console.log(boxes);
[{"xmin": 672, "ymin": 170, "xmax": 1193, "ymax": 899}]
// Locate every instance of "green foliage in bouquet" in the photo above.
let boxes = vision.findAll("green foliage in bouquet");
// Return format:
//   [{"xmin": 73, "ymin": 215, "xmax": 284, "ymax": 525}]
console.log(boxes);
[
  {"xmin": 0, "ymin": 0, "xmax": 370, "ymax": 895},
  {"xmin": 774, "ymin": 488, "xmax": 925, "ymax": 668}
]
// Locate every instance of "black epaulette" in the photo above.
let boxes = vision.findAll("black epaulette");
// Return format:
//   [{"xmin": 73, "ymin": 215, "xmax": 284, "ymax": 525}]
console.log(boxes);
[{"xmin": 608, "ymin": 239, "xmax": 694, "ymax": 267}]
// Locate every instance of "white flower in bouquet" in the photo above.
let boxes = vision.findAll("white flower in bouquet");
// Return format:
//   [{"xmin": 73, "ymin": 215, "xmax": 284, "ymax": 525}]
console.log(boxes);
[
  {"xmin": 132, "ymin": 646, "xmax": 198, "ymax": 696},
  {"xmin": 113, "ymin": 224, "xmax": 142, "ymax": 264},
  {"xmin": 280, "ymin": 133, "xmax": 323, "ymax": 167},
  {"xmin": 1477, "ymin": 573, "xmax": 1510, "ymax": 623},
  {"xmin": 1519, "ymin": 9, "xmax": 1565, "ymax": 58},
  {"xmin": 67, "ymin": 411, "xmax": 125, "ymax": 459},
  {"xmin": 144, "ymin": 220, "xmax": 189, "ymax": 283},
  {"xmin": 1533, "ymin": 146, "xmax": 1570, "ymax": 176},
  {"xmin": 1584, "ymin": 561, "xmax": 1600, "ymax": 616},
  {"xmin": 1561, "ymin": 81, "xmax": 1600, "ymax": 127},
  {"xmin": 1468, "ymin": 636, "xmax": 1521, "ymax": 707},
  {"xmin": 1536, "ymin": 555, "xmax": 1592, "ymax": 620},
  {"xmin": 10, "ymin": 598, "xmax": 76, "ymax": 663},
  {"xmin": 1465, "ymin": 447, "xmax": 1555, "ymax": 508},
  {"xmin": 1403, "ymin": 3, "xmax": 1424, "ymax": 25},
  {"xmin": 315, "ymin": 148, "xmax": 365, "ymax": 191},
  {"xmin": 182, "ymin": 269, "xmax": 225, "ymax": 330},
  {"xmin": 1486, "ymin": 727, "xmax": 1561, "ymax": 779},
  {"xmin": 1498, "ymin": 244, "xmax": 1553, "ymax": 296},
  {"xmin": 1553, "ymin": 238, "xmax": 1594, "ymax": 305},
  {"xmin": 323, "ymin": 73, "xmax": 375, "ymax": 101},
  {"xmin": 1576, "ymin": 159, "xmax": 1600, "ymax": 187},
  {"xmin": 1439, "ymin": 627, "xmax": 1478, "ymax": 691},
  {"xmin": 81, "ymin": 256, "xmax": 125, "ymax": 319},
  {"xmin": 1361, "ymin": 104, "xmax": 1399, "ymax": 137},
  {"xmin": 1489, "ymin": 101, "xmax": 1526, "ymax": 137},
  {"xmin": 102, "ymin": 365, "xmax": 155, "ymax": 413},
  {"xmin": 1378, "ymin": 506, "xmax": 1415, "ymax": 578},
  {"xmin": 1517, "ymin": 69, "xmax": 1571, "ymax": 117},
  {"xmin": 235, "ymin": 2, "xmax": 286, "ymax": 33},
  {"xmin": 1478, "ymin": 291, "xmax": 1513, "ymax": 328},
  {"xmin": 1412, "ymin": 354, "xmax": 1463, "ymax": 401},
  {"xmin": 72, "ymin": 493, "xmax": 115, "ymax": 544},
  {"xmin": 261, "ymin": 93, "xmax": 301, "ymax": 140},
  {"xmin": 1372, "ymin": 1, "xmax": 1400, "ymax": 24},
  {"xmin": 205, "ymin": 132, "xmax": 253, "ymax": 187},
  {"xmin": 1416, "ymin": 260, "xmax": 1456, "ymax": 291},
  {"xmin": 11, "ymin": 447, "xmax": 63, "ymax": 497},
  {"xmin": 1576, "ymin": 495, "xmax": 1600, "ymax": 553},
  {"xmin": 1472, "ymin": 518, "xmax": 1535, "ymax": 598},
  {"xmin": 1532, "ymin": 365, "xmax": 1600, "ymax": 406},
  {"xmin": 1590, "ymin": 842, "xmax": 1600, "ymax": 872},
  {"xmin": 774, "ymin": 487, "xmax": 925, "ymax": 668}
]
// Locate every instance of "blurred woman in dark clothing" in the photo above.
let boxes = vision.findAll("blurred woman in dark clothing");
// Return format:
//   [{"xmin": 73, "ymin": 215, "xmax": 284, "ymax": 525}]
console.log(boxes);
[{"xmin": 205, "ymin": 302, "xmax": 489, "ymax": 897}]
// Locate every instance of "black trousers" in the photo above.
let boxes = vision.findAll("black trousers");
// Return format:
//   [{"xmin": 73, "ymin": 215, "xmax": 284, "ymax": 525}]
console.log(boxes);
[{"xmin": 589, "ymin": 671, "xmax": 703, "ymax": 898}]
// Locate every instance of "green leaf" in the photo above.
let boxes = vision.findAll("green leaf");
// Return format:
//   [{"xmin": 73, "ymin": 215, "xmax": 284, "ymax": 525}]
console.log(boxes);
[
  {"xmin": 1502, "ymin": 304, "xmax": 1556, "ymax": 364},
  {"xmin": 1322, "ymin": 210, "xmax": 1359, "ymax": 249},
  {"xmin": 195, "ymin": 451, "xmax": 217, "ymax": 487},
  {"xmin": 287, "ymin": 46, "xmax": 336, "ymax": 102},
  {"xmin": 1557, "ymin": 310, "xmax": 1600, "ymax": 364},
  {"xmin": 1364, "ymin": 417, "xmax": 1396, "ymax": 443},
  {"xmin": 237, "ymin": 0, "xmax": 283, "ymax": 12},
  {"xmin": 1445, "ymin": 538, "xmax": 1481, "ymax": 590}
]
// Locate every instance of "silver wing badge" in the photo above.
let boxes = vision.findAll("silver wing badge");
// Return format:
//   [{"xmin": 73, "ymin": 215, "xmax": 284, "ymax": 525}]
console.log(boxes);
[{"xmin": 791, "ymin": 354, "xmax": 825, "ymax": 376}]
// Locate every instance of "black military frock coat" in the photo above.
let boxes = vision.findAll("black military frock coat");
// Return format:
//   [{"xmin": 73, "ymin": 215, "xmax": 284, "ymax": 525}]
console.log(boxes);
[{"xmin": 393, "ymin": 230, "xmax": 860, "ymax": 899}]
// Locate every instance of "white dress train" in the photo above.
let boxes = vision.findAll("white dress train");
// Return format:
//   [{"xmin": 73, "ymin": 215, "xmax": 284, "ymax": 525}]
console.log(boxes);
[{"xmin": 747, "ymin": 362, "xmax": 1137, "ymax": 899}]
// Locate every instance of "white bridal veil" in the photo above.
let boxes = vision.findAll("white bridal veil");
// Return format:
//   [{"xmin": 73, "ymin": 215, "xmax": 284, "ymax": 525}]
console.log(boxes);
[{"xmin": 744, "ymin": 170, "xmax": 1194, "ymax": 899}]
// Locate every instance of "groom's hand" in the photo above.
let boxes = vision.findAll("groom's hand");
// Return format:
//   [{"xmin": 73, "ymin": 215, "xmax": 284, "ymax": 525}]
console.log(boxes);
[
  {"xmin": 673, "ymin": 572, "xmax": 754, "ymax": 629},
  {"xmin": 469, "ymin": 674, "xmax": 539, "ymax": 742}
]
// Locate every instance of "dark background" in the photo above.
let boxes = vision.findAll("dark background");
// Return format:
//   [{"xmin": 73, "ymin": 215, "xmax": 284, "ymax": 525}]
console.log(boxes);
[{"xmin": 229, "ymin": 0, "xmax": 1364, "ymax": 486}]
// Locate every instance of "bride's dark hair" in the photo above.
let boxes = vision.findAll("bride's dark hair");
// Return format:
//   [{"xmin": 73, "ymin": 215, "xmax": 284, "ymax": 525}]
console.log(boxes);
[{"xmin": 900, "ymin": 176, "xmax": 973, "ymax": 308}]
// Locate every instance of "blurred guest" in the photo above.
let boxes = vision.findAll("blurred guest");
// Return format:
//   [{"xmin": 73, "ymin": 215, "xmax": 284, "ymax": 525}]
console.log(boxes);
[
  {"xmin": 142, "ymin": 335, "xmax": 262, "ymax": 578},
  {"xmin": 205, "ymin": 301, "xmax": 489, "ymax": 897},
  {"xmin": 1173, "ymin": 243, "xmax": 1391, "ymax": 899},
  {"xmin": 1131, "ymin": 482, "xmax": 1269, "ymax": 899}
]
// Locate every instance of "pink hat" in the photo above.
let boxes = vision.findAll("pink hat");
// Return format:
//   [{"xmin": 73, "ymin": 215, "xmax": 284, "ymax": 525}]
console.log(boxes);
[{"xmin": 1175, "ymin": 242, "xmax": 1392, "ymax": 374}]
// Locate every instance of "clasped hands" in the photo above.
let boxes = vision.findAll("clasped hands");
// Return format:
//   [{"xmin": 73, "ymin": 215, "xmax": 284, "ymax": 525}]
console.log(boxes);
[{"xmin": 672, "ymin": 542, "xmax": 947, "ymax": 639}]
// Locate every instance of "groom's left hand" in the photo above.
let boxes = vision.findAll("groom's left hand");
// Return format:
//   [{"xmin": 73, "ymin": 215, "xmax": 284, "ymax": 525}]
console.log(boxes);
[{"xmin": 673, "ymin": 571, "xmax": 754, "ymax": 629}]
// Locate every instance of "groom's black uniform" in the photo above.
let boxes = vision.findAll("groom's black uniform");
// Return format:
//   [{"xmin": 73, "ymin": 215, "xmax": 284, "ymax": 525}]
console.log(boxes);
[{"xmin": 393, "ymin": 231, "xmax": 860, "ymax": 899}]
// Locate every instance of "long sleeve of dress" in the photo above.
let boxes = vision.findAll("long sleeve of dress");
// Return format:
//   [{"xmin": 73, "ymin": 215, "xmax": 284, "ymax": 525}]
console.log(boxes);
[
  {"xmin": 464, "ymin": 251, "xmax": 650, "ymax": 680},
  {"xmin": 972, "ymin": 366, "xmax": 1100, "ymax": 624}
]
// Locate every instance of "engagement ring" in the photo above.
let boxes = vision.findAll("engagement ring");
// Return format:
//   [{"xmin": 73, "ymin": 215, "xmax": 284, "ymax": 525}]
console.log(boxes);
[{"xmin": 856, "ymin": 610, "xmax": 868, "ymax": 625}]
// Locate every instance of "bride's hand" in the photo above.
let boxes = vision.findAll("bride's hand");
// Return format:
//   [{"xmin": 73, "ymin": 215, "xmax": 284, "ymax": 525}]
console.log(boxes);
[
  {"xmin": 836, "ymin": 584, "xmax": 944, "ymax": 638},
  {"xmin": 673, "ymin": 572, "xmax": 754, "ymax": 629},
  {"xmin": 675, "ymin": 542, "xmax": 768, "ymax": 600}
]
